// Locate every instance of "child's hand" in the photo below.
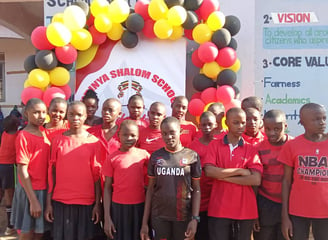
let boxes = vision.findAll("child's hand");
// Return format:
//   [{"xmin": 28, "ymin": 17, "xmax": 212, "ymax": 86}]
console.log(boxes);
[
  {"xmin": 253, "ymin": 218, "xmax": 260, "ymax": 232},
  {"xmin": 240, "ymin": 169, "xmax": 251, "ymax": 176},
  {"xmin": 104, "ymin": 217, "xmax": 116, "ymax": 239},
  {"xmin": 91, "ymin": 204, "xmax": 101, "ymax": 224},
  {"xmin": 140, "ymin": 224, "xmax": 150, "ymax": 240},
  {"xmin": 30, "ymin": 199, "xmax": 42, "ymax": 218},
  {"xmin": 184, "ymin": 219, "xmax": 197, "ymax": 240},
  {"xmin": 282, "ymin": 215, "xmax": 293, "ymax": 240},
  {"xmin": 44, "ymin": 204, "xmax": 54, "ymax": 222}
]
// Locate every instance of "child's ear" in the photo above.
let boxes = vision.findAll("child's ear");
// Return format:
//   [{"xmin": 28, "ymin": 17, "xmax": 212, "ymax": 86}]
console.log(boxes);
[
  {"xmin": 260, "ymin": 119, "xmax": 264, "ymax": 129},
  {"xmin": 118, "ymin": 111, "xmax": 122, "ymax": 117}
]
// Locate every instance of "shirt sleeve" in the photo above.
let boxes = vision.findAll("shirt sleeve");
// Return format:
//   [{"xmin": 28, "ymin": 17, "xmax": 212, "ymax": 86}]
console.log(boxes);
[
  {"xmin": 48, "ymin": 137, "xmax": 59, "ymax": 193},
  {"xmin": 91, "ymin": 142, "xmax": 102, "ymax": 182},
  {"xmin": 277, "ymin": 141, "xmax": 294, "ymax": 167},
  {"xmin": 246, "ymin": 146, "xmax": 263, "ymax": 174},
  {"xmin": 15, "ymin": 132, "xmax": 30, "ymax": 165},
  {"xmin": 147, "ymin": 153, "xmax": 156, "ymax": 177},
  {"xmin": 202, "ymin": 140, "xmax": 218, "ymax": 167},
  {"xmin": 103, "ymin": 152, "xmax": 114, "ymax": 178},
  {"xmin": 191, "ymin": 152, "xmax": 202, "ymax": 179}
]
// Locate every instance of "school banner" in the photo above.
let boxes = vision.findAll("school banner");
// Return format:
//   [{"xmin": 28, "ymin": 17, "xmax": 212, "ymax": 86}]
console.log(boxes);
[{"xmin": 75, "ymin": 37, "xmax": 186, "ymax": 117}]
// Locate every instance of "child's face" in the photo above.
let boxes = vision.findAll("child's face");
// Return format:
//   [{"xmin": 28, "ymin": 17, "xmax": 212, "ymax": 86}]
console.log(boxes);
[
  {"xmin": 119, "ymin": 124, "xmax": 139, "ymax": 150},
  {"xmin": 148, "ymin": 104, "xmax": 166, "ymax": 128},
  {"xmin": 161, "ymin": 122, "xmax": 181, "ymax": 151},
  {"xmin": 301, "ymin": 108, "xmax": 326, "ymax": 135},
  {"xmin": 264, "ymin": 118, "xmax": 286, "ymax": 145},
  {"xmin": 200, "ymin": 116, "xmax": 217, "ymax": 136},
  {"xmin": 127, "ymin": 99, "xmax": 144, "ymax": 120},
  {"xmin": 171, "ymin": 98, "xmax": 188, "ymax": 120},
  {"xmin": 245, "ymin": 109, "xmax": 262, "ymax": 137},
  {"xmin": 102, "ymin": 100, "xmax": 121, "ymax": 124},
  {"xmin": 83, "ymin": 98, "xmax": 98, "ymax": 118},
  {"xmin": 208, "ymin": 106, "xmax": 224, "ymax": 126},
  {"xmin": 26, "ymin": 103, "xmax": 47, "ymax": 127},
  {"xmin": 226, "ymin": 112, "xmax": 246, "ymax": 137},
  {"xmin": 49, "ymin": 102, "xmax": 67, "ymax": 125},
  {"xmin": 67, "ymin": 104, "xmax": 87, "ymax": 129}
]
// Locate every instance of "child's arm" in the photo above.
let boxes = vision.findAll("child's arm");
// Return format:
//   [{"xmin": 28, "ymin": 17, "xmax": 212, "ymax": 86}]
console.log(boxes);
[
  {"xmin": 17, "ymin": 164, "xmax": 42, "ymax": 218},
  {"xmin": 221, "ymin": 169, "xmax": 261, "ymax": 186},
  {"xmin": 204, "ymin": 165, "xmax": 251, "ymax": 179},
  {"xmin": 45, "ymin": 164, "xmax": 56, "ymax": 222},
  {"xmin": 140, "ymin": 177, "xmax": 156, "ymax": 240},
  {"xmin": 92, "ymin": 179, "xmax": 101, "ymax": 224},
  {"xmin": 281, "ymin": 164, "xmax": 293, "ymax": 240},
  {"xmin": 103, "ymin": 176, "xmax": 116, "ymax": 239},
  {"xmin": 184, "ymin": 178, "xmax": 200, "ymax": 240}
]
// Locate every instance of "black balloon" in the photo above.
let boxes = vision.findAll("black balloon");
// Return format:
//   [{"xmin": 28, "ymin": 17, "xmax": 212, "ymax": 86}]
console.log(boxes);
[
  {"xmin": 24, "ymin": 55, "xmax": 37, "ymax": 73},
  {"xmin": 216, "ymin": 69, "xmax": 237, "ymax": 86},
  {"xmin": 228, "ymin": 38, "xmax": 238, "ymax": 50},
  {"xmin": 35, "ymin": 50, "xmax": 57, "ymax": 71},
  {"xmin": 183, "ymin": 0, "xmax": 203, "ymax": 11},
  {"xmin": 182, "ymin": 11, "xmax": 198, "ymax": 29},
  {"xmin": 211, "ymin": 28, "xmax": 231, "ymax": 49},
  {"xmin": 126, "ymin": 13, "xmax": 145, "ymax": 33},
  {"xmin": 58, "ymin": 62, "xmax": 74, "ymax": 71},
  {"xmin": 232, "ymin": 85, "xmax": 240, "ymax": 98},
  {"xmin": 121, "ymin": 31, "xmax": 139, "ymax": 48},
  {"xmin": 224, "ymin": 15, "xmax": 241, "ymax": 36},
  {"xmin": 165, "ymin": 0, "xmax": 184, "ymax": 8},
  {"xmin": 193, "ymin": 74, "xmax": 215, "ymax": 91},
  {"xmin": 72, "ymin": 1, "xmax": 90, "ymax": 17}
]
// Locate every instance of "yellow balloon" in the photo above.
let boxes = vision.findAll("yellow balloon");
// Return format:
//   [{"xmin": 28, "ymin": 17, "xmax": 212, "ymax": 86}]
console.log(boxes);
[
  {"xmin": 169, "ymin": 25, "xmax": 184, "ymax": 40},
  {"xmin": 90, "ymin": 0, "xmax": 110, "ymax": 17},
  {"xmin": 94, "ymin": 14, "xmax": 113, "ymax": 33},
  {"xmin": 195, "ymin": 115, "xmax": 200, "ymax": 124},
  {"xmin": 207, "ymin": 11, "xmax": 225, "ymax": 31},
  {"xmin": 46, "ymin": 22, "xmax": 72, "ymax": 47},
  {"xmin": 49, "ymin": 67, "xmax": 70, "ymax": 86},
  {"xmin": 192, "ymin": 23, "xmax": 212, "ymax": 44},
  {"xmin": 28, "ymin": 69, "xmax": 50, "ymax": 89},
  {"xmin": 228, "ymin": 58, "xmax": 241, "ymax": 72},
  {"xmin": 63, "ymin": 5, "xmax": 86, "ymax": 31},
  {"xmin": 76, "ymin": 45, "xmax": 99, "ymax": 70},
  {"xmin": 52, "ymin": 13, "xmax": 64, "ymax": 23},
  {"xmin": 107, "ymin": 22, "xmax": 124, "ymax": 40},
  {"xmin": 148, "ymin": 0, "xmax": 168, "ymax": 21},
  {"xmin": 108, "ymin": 0, "xmax": 130, "ymax": 23},
  {"xmin": 154, "ymin": 19, "xmax": 173, "ymax": 39},
  {"xmin": 45, "ymin": 114, "xmax": 50, "ymax": 124},
  {"xmin": 71, "ymin": 29, "xmax": 93, "ymax": 51},
  {"xmin": 167, "ymin": 6, "xmax": 187, "ymax": 26},
  {"xmin": 24, "ymin": 79, "xmax": 31, "ymax": 88},
  {"xmin": 203, "ymin": 61, "xmax": 221, "ymax": 79},
  {"xmin": 222, "ymin": 116, "xmax": 228, "ymax": 130},
  {"xmin": 204, "ymin": 102, "xmax": 215, "ymax": 112}
]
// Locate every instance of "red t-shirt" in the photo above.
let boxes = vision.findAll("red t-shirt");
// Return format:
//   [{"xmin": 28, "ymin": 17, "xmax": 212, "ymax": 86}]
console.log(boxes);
[
  {"xmin": 0, "ymin": 131, "xmax": 18, "ymax": 164},
  {"xmin": 278, "ymin": 135, "xmax": 328, "ymax": 218},
  {"xmin": 16, "ymin": 130, "xmax": 50, "ymax": 190},
  {"xmin": 43, "ymin": 121, "xmax": 70, "ymax": 142},
  {"xmin": 257, "ymin": 135, "xmax": 292, "ymax": 203},
  {"xmin": 117, "ymin": 116, "xmax": 149, "ymax": 129},
  {"xmin": 50, "ymin": 134, "xmax": 101, "ymax": 205},
  {"xmin": 180, "ymin": 121, "xmax": 198, "ymax": 147},
  {"xmin": 189, "ymin": 138, "xmax": 213, "ymax": 212},
  {"xmin": 242, "ymin": 131, "xmax": 266, "ymax": 146},
  {"xmin": 138, "ymin": 127, "xmax": 165, "ymax": 154},
  {"xmin": 103, "ymin": 147, "xmax": 150, "ymax": 204},
  {"xmin": 204, "ymin": 135, "xmax": 263, "ymax": 219}
]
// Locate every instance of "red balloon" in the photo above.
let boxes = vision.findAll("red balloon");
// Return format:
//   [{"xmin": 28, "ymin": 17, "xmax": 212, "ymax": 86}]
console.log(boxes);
[
  {"xmin": 135, "ymin": 0, "xmax": 150, "ymax": 20},
  {"xmin": 43, "ymin": 87, "xmax": 66, "ymax": 107},
  {"xmin": 21, "ymin": 87, "xmax": 44, "ymax": 105},
  {"xmin": 224, "ymin": 99, "xmax": 241, "ymax": 112},
  {"xmin": 52, "ymin": 84, "xmax": 72, "ymax": 100},
  {"xmin": 31, "ymin": 26, "xmax": 54, "ymax": 50},
  {"xmin": 89, "ymin": 25, "xmax": 107, "ymax": 45},
  {"xmin": 198, "ymin": 42, "xmax": 218, "ymax": 63},
  {"xmin": 216, "ymin": 85, "xmax": 235, "ymax": 105},
  {"xmin": 188, "ymin": 98, "xmax": 205, "ymax": 116},
  {"xmin": 191, "ymin": 49, "xmax": 204, "ymax": 68},
  {"xmin": 86, "ymin": 14, "xmax": 95, "ymax": 27},
  {"xmin": 215, "ymin": 47, "xmax": 237, "ymax": 68},
  {"xmin": 198, "ymin": 0, "xmax": 220, "ymax": 20},
  {"xmin": 201, "ymin": 87, "xmax": 217, "ymax": 104},
  {"xmin": 184, "ymin": 29, "xmax": 193, "ymax": 40},
  {"xmin": 191, "ymin": 92, "xmax": 202, "ymax": 100},
  {"xmin": 142, "ymin": 19, "xmax": 156, "ymax": 38},
  {"xmin": 55, "ymin": 44, "xmax": 77, "ymax": 64}
]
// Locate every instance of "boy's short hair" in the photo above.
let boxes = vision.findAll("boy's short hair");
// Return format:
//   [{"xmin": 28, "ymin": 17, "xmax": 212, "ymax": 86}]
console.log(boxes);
[
  {"xmin": 171, "ymin": 96, "xmax": 188, "ymax": 107},
  {"xmin": 128, "ymin": 94, "xmax": 144, "ymax": 105},
  {"xmin": 161, "ymin": 116, "xmax": 180, "ymax": 128},
  {"xmin": 25, "ymin": 98, "xmax": 45, "ymax": 111},
  {"xmin": 103, "ymin": 98, "xmax": 122, "ymax": 108},
  {"xmin": 241, "ymin": 96, "xmax": 263, "ymax": 112},
  {"xmin": 300, "ymin": 103, "xmax": 325, "ymax": 116},
  {"xmin": 3, "ymin": 115, "xmax": 19, "ymax": 132},
  {"xmin": 226, "ymin": 107, "xmax": 245, "ymax": 120},
  {"xmin": 200, "ymin": 111, "xmax": 216, "ymax": 121},
  {"xmin": 49, "ymin": 97, "xmax": 68, "ymax": 108},
  {"xmin": 263, "ymin": 109, "xmax": 286, "ymax": 122},
  {"xmin": 208, "ymin": 102, "xmax": 225, "ymax": 112},
  {"xmin": 119, "ymin": 119, "xmax": 138, "ymax": 132}
]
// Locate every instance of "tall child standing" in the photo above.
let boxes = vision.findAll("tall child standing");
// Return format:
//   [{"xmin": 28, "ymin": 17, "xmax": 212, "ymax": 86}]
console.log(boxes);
[{"xmin": 11, "ymin": 98, "xmax": 50, "ymax": 240}]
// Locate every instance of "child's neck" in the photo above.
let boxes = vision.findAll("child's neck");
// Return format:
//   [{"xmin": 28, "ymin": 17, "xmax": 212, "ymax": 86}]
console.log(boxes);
[
  {"xmin": 24, "ymin": 124, "xmax": 42, "ymax": 136},
  {"xmin": 245, "ymin": 131, "xmax": 259, "ymax": 138},
  {"xmin": 119, "ymin": 145, "xmax": 135, "ymax": 152},
  {"xmin": 200, "ymin": 133, "xmax": 213, "ymax": 145},
  {"xmin": 165, "ymin": 143, "xmax": 183, "ymax": 153},
  {"xmin": 66, "ymin": 128, "xmax": 87, "ymax": 138},
  {"xmin": 102, "ymin": 120, "xmax": 116, "ymax": 130},
  {"xmin": 47, "ymin": 120, "xmax": 64, "ymax": 129},
  {"xmin": 227, "ymin": 132, "xmax": 242, "ymax": 146},
  {"xmin": 304, "ymin": 132, "xmax": 327, "ymax": 142}
]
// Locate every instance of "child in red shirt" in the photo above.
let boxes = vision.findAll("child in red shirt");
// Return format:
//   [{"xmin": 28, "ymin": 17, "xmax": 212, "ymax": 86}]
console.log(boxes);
[
  {"xmin": 82, "ymin": 89, "xmax": 102, "ymax": 126},
  {"xmin": 140, "ymin": 117, "xmax": 201, "ymax": 240},
  {"xmin": 11, "ymin": 98, "xmax": 50, "ymax": 240},
  {"xmin": 279, "ymin": 103, "xmax": 328, "ymax": 240},
  {"xmin": 241, "ymin": 96, "xmax": 263, "ymax": 113},
  {"xmin": 208, "ymin": 102, "xmax": 226, "ymax": 136},
  {"xmin": 171, "ymin": 96, "xmax": 197, "ymax": 147},
  {"xmin": 204, "ymin": 107, "xmax": 263, "ymax": 240},
  {"xmin": 0, "ymin": 115, "xmax": 19, "ymax": 236},
  {"xmin": 103, "ymin": 120, "xmax": 150, "ymax": 240},
  {"xmin": 189, "ymin": 111, "xmax": 217, "ymax": 240},
  {"xmin": 242, "ymin": 107, "xmax": 266, "ymax": 145},
  {"xmin": 138, "ymin": 102, "xmax": 166, "ymax": 154},
  {"xmin": 45, "ymin": 101, "xmax": 101, "ymax": 240},
  {"xmin": 253, "ymin": 110, "xmax": 292, "ymax": 240}
]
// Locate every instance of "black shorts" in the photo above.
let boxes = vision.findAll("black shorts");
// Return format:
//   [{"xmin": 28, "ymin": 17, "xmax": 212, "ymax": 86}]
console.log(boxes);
[
  {"xmin": 0, "ymin": 164, "xmax": 15, "ymax": 189},
  {"xmin": 290, "ymin": 215, "xmax": 328, "ymax": 240},
  {"xmin": 195, "ymin": 211, "xmax": 209, "ymax": 240},
  {"xmin": 253, "ymin": 194, "xmax": 284, "ymax": 240},
  {"xmin": 151, "ymin": 217, "xmax": 189, "ymax": 240}
]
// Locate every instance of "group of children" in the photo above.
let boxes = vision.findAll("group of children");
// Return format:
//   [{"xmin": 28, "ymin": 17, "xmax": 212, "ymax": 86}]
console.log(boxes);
[{"xmin": 0, "ymin": 88, "xmax": 327, "ymax": 240}]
